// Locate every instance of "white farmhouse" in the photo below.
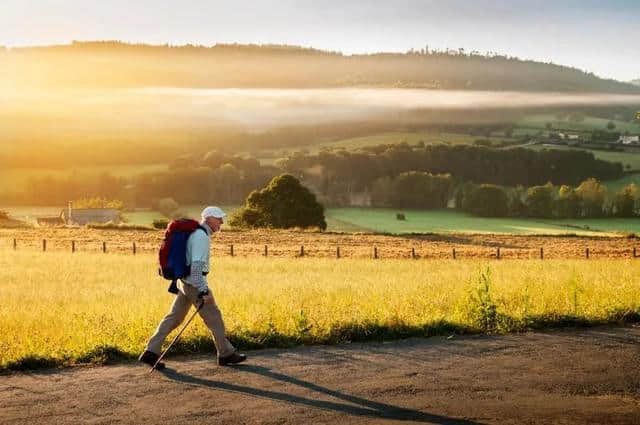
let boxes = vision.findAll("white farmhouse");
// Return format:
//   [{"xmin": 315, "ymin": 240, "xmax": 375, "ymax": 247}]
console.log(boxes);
[{"xmin": 618, "ymin": 135, "xmax": 640, "ymax": 145}]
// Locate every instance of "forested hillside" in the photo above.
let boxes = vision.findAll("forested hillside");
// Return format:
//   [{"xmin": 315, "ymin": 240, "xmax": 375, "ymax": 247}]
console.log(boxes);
[{"xmin": 2, "ymin": 41, "xmax": 638, "ymax": 93}]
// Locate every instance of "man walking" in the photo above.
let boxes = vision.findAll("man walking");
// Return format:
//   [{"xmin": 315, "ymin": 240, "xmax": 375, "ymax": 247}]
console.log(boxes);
[{"xmin": 139, "ymin": 206, "xmax": 246, "ymax": 369}]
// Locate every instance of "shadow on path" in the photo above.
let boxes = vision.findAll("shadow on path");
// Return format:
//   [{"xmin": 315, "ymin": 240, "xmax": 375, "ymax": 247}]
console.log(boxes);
[{"xmin": 161, "ymin": 365, "xmax": 484, "ymax": 424}]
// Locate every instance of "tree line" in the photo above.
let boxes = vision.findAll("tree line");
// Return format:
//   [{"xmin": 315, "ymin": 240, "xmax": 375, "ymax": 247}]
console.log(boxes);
[
  {"xmin": 2, "ymin": 144, "xmax": 632, "ymax": 220},
  {"xmin": 279, "ymin": 143, "xmax": 623, "ymax": 206},
  {"xmin": 458, "ymin": 179, "xmax": 638, "ymax": 218}
]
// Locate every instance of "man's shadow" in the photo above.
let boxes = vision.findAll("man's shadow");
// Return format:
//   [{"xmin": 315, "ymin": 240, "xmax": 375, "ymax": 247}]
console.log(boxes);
[{"xmin": 161, "ymin": 364, "xmax": 484, "ymax": 424}]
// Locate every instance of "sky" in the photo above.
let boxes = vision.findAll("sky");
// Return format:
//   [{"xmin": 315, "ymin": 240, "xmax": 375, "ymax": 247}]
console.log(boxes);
[{"xmin": 2, "ymin": 0, "xmax": 639, "ymax": 82}]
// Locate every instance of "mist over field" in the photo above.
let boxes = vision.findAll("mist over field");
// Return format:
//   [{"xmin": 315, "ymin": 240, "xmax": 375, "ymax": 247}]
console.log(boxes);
[{"xmin": 3, "ymin": 88, "xmax": 640, "ymax": 132}]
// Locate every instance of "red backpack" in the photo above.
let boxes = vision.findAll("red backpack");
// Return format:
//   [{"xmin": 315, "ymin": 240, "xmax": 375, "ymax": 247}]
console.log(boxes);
[{"xmin": 158, "ymin": 218, "xmax": 206, "ymax": 293}]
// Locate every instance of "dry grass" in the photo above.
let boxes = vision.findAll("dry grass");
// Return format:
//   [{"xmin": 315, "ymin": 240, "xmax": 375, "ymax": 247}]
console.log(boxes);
[{"xmin": 1, "ymin": 250, "xmax": 639, "ymax": 370}]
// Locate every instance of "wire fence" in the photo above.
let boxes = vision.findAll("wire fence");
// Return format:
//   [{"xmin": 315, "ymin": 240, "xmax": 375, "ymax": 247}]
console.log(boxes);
[{"xmin": 2, "ymin": 237, "xmax": 639, "ymax": 260}]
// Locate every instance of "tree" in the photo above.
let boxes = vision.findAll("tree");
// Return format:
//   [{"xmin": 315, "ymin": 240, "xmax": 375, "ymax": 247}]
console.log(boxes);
[
  {"xmin": 612, "ymin": 183, "xmax": 638, "ymax": 217},
  {"xmin": 455, "ymin": 182, "xmax": 475, "ymax": 210},
  {"xmin": 230, "ymin": 174, "xmax": 326, "ymax": 230},
  {"xmin": 156, "ymin": 197, "xmax": 180, "ymax": 218},
  {"xmin": 606, "ymin": 121, "xmax": 616, "ymax": 130},
  {"xmin": 202, "ymin": 150, "xmax": 228, "ymax": 170},
  {"xmin": 73, "ymin": 197, "xmax": 124, "ymax": 210},
  {"xmin": 525, "ymin": 183, "xmax": 554, "ymax": 218},
  {"xmin": 576, "ymin": 178, "xmax": 607, "ymax": 217},
  {"xmin": 506, "ymin": 186, "xmax": 527, "ymax": 217},
  {"xmin": 370, "ymin": 176, "xmax": 394, "ymax": 207},
  {"xmin": 462, "ymin": 184, "xmax": 509, "ymax": 217},
  {"xmin": 553, "ymin": 185, "xmax": 582, "ymax": 218},
  {"xmin": 214, "ymin": 163, "xmax": 243, "ymax": 204},
  {"xmin": 373, "ymin": 172, "xmax": 452, "ymax": 209}
]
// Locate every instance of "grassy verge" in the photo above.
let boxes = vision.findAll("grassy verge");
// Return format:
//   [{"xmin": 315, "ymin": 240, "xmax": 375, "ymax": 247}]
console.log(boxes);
[{"xmin": 1, "ymin": 251, "xmax": 639, "ymax": 371}]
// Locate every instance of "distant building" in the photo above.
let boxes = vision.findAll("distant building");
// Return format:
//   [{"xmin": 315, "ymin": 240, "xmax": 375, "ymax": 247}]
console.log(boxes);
[
  {"xmin": 61, "ymin": 208, "xmax": 121, "ymax": 225},
  {"xmin": 37, "ymin": 207, "xmax": 121, "ymax": 226},
  {"xmin": 549, "ymin": 132, "xmax": 581, "ymax": 146},
  {"xmin": 618, "ymin": 135, "xmax": 640, "ymax": 145},
  {"xmin": 557, "ymin": 132, "xmax": 580, "ymax": 141}
]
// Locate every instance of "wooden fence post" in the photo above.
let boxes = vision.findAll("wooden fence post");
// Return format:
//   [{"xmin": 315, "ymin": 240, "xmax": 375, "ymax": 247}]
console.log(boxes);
[
  {"xmin": 634, "ymin": 247, "xmax": 637, "ymax": 258},
  {"xmin": 72, "ymin": 240, "xmax": 75, "ymax": 253},
  {"xmin": 411, "ymin": 247, "xmax": 416, "ymax": 259},
  {"xmin": 540, "ymin": 247, "xmax": 544, "ymax": 260},
  {"xmin": 300, "ymin": 245, "xmax": 305, "ymax": 257},
  {"xmin": 496, "ymin": 247, "xmax": 500, "ymax": 259},
  {"xmin": 452, "ymin": 248, "xmax": 456, "ymax": 259},
  {"xmin": 336, "ymin": 246, "xmax": 340, "ymax": 259},
  {"xmin": 13, "ymin": 238, "xmax": 16, "ymax": 250},
  {"xmin": 585, "ymin": 247, "xmax": 589, "ymax": 259},
  {"xmin": 373, "ymin": 246, "xmax": 378, "ymax": 259},
  {"xmin": 133, "ymin": 242, "xmax": 136, "ymax": 255},
  {"xmin": 264, "ymin": 245, "xmax": 268, "ymax": 257},
  {"xmin": 43, "ymin": 239, "xmax": 46, "ymax": 252},
  {"xmin": 230, "ymin": 244, "xmax": 234, "ymax": 257},
  {"xmin": 103, "ymin": 242, "xmax": 106, "ymax": 253}
]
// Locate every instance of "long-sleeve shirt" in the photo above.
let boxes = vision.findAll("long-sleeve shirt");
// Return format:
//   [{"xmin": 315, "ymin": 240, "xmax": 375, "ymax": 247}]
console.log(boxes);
[{"xmin": 181, "ymin": 222, "xmax": 212, "ymax": 292}]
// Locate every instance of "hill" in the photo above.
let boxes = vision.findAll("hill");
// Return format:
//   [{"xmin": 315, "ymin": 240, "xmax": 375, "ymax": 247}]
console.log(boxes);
[{"xmin": 2, "ymin": 41, "xmax": 639, "ymax": 93}]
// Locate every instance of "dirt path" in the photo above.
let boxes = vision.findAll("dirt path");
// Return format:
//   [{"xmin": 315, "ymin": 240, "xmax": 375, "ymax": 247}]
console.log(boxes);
[{"xmin": 2, "ymin": 326, "xmax": 640, "ymax": 424}]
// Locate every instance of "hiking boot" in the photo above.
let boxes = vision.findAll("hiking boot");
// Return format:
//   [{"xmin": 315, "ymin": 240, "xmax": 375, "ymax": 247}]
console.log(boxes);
[
  {"xmin": 218, "ymin": 351, "xmax": 247, "ymax": 366},
  {"xmin": 139, "ymin": 350, "xmax": 165, "ymax": 370}
]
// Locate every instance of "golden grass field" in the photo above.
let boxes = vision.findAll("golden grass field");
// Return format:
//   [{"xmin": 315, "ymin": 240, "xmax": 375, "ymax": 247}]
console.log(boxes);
[{"xmin": 1, "ymin": 249, "xmax": 639, "ymax": 370}]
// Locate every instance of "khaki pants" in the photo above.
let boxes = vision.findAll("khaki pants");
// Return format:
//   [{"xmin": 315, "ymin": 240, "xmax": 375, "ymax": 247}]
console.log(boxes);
[{"xmin": 146, "ymin": 281, "xmax": 235, "ymax": 358}]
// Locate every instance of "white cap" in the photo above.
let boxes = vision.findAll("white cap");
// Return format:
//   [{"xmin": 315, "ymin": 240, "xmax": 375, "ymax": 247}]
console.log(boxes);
[{"xmin": 201, "ymin": 206, "xmax": 226, "ymax": 220}]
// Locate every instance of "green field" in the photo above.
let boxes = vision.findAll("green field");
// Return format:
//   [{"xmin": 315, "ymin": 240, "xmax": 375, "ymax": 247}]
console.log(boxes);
[
  {"xmin": 120, "ymin": 210, "xmax": 165, "ymax": 226},
  {"xmin": 254, "ymin": 132, "xmax": 511, "ymax": 164},
  {"xmin": 252, "ymin": 114, "xmax": 640, "ymax": 163},
  {"xmin": 325, "ymin": 208, "xmax": 640, "ymax": 235},
  {"xmin": 2, "ymin": 250, "xmax": 639, "ymax": 370},
  {"xmin": 518, "ymin": 114, "xmax": 640, "ymax": 134},
  {"xmin": 4, "ymin": 205, "xmax": 638, "ymax": 235},
  {"xmin": 121, "ymin": 206, "xmax": 369, "ymax": 232},
  {"xmin": 591, "ymin": 150, "xmax": 640, "ymax": 171},
  {"xmin": 309, "ymin": 132, "xmax": 502, "ymax": 150}
]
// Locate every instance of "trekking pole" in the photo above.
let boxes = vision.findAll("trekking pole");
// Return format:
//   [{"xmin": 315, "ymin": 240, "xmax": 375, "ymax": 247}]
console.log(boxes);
[{"xmin": 150, "ymin": 300, "xmax": 205, "ymax": 373}]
